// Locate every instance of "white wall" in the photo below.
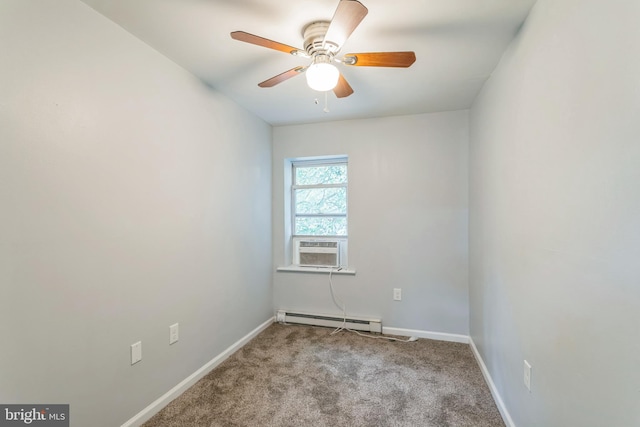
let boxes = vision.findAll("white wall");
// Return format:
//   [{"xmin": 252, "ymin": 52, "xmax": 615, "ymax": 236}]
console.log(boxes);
[
  {"xmin": 0, "ymin": 1, "xmax": 272, "ymax": 426},
  {"xmin": 469, "ymin": 0, "xmax": 640, "ymax": 426},
  {"xmin": 273, "ymin": 111, "xmax": 469, "ymax": 335}
]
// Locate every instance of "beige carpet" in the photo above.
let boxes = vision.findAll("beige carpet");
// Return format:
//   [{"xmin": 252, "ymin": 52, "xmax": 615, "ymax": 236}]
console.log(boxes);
[{"xmin": 143, "ymin": 324, "xmax": 504, "ymax": 427}]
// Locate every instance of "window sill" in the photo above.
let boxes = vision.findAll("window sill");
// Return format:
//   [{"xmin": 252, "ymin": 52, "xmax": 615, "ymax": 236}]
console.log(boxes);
[{"xmin": 276, "ymin": 266, "xmax": 356, "ymax": 275}]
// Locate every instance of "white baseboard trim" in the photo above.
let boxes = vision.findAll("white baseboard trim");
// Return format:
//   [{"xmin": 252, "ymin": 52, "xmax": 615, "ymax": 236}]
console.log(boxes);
[
  {"xmin": 382, "ymin": 326, "xmax": 469, "ymax": 344},
  {"xmin": 469, "ymin": 338, "xmax": 516, "ymax": 427},
  {"xmin": 121, "ymin": 317, "xmax": 274, "ymax": 427}
]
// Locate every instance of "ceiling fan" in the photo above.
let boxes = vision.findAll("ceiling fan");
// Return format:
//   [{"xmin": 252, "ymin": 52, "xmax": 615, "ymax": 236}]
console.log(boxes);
[{"xmin": 230, "ymin": 0, "xmax": 416, "ymax": 98}]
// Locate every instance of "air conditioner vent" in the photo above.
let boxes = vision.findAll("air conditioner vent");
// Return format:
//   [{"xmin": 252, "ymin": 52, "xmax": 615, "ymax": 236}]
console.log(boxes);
[
  {"xmin": 293, "ymin": 238, "xmax": 345, "ymax": 267},
  {"xmin": 299, "ymin": 241, "xmax": 338, "ymax": 248}
]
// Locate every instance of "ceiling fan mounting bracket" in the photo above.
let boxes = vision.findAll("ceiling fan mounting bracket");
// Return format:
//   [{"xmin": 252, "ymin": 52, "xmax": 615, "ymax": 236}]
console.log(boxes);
[{"xmin": 342, "ymin": 55, "xmax": 357, "ymax": 65}]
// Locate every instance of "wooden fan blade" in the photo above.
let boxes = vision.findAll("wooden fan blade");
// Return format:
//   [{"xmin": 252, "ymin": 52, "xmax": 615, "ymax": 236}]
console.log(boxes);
[
  {"xmin": 231, "ymin": 31, "xmax": 302, "ymax": 55},
  {"xmin": 333, "ymin": 73, "xmax": 354, "ymax": 98},
  {"xmin": 258, "ymin": 66, "xmax": 306, "ymax": 88},
  {"xmin": 343, "ymin": 52, "xmax": 416, "ymax": 67},
  {"xmin": 323, "ymin": 0, "xmax": 368, "ymax": 49}
]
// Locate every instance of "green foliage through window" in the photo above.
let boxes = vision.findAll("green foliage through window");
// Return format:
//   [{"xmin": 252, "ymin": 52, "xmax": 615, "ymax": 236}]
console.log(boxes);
[
  {"xmin": 295, "ymin": 165, "xmax": 347, "ymax": 186},
  {"xmin": 293, "ymin": 160, "xmax": 347, "ymax": 236}
]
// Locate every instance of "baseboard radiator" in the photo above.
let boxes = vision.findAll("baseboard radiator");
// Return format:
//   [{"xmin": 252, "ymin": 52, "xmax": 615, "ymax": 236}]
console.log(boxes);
[{"xmin": 276, "ymin": 310, "xmax": 382, "ymax": 333}]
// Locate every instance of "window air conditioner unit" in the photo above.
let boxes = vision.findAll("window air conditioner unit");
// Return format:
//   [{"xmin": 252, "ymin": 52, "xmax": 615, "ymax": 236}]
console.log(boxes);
[{"xmin": 294, "ymin": 239, "xmax": 342, "ymax": 267}]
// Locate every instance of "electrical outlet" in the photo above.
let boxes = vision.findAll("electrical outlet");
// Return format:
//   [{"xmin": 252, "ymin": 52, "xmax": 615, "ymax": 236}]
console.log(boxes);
[
  {"xmin": 131, "ymin": 341, "xmax": 142, "ymax": 365},
  {"xmin": 393, "ymin": 288, "xmax": 402, "ymax": 301},
  {"xmin": 524, "ymin": 360, "xmax": 532, "ymax": 392},
  {"xmin": 169, "ymin": 323, "xmax": 179, "ymax": 345}
]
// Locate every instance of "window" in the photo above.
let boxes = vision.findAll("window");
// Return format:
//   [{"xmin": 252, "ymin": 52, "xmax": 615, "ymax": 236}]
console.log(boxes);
[{"xmin": 292, "ymin": 158, "xmax": 348, "ymax": 237}]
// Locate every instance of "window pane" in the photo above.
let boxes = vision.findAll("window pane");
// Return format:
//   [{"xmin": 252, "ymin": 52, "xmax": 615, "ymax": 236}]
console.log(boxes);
[
  {"xmin": 295, "ymin": 187, "xmax": 346, "ymax": 214},
  {"xmin": 295, "ymin": 164, "xmax": 347, "ymax": 185},
  {"xmin": 295, "ymin": 217, "xmax": 347, "ymax": 236}
]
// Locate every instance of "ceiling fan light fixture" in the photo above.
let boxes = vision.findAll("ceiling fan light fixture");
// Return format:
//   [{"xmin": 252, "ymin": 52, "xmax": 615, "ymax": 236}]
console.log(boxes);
[{"xmin": 306, "ymin": 60, "xmax": 339, "ymax": 92}]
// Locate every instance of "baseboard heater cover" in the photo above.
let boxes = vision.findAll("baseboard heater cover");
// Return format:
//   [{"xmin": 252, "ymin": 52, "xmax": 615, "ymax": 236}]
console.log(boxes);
[{"xmin": 276, "ymin": 310, "xmax": 382, "ymax": 333}]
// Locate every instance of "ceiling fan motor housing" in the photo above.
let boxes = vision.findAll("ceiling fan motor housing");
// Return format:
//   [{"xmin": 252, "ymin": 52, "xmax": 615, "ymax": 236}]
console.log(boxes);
[{"xmin": 302, "ymin": 21, "xmax": 339, "ymax": 58}]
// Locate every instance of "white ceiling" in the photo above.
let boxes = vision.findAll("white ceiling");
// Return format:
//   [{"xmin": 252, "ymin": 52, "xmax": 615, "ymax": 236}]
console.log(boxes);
[{"xmin": 81, "ymin": 0, "xmax": 535, "ymax": 126}]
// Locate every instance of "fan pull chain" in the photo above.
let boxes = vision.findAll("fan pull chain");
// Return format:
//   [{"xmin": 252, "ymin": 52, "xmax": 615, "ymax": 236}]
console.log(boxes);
[{"xmin": 323, "ymin": 91, "xmax": 330, "ymax": 113}]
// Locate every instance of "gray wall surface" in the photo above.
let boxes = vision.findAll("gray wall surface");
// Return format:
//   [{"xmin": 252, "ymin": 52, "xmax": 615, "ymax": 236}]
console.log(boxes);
[
  {"xmin": 273, "ymin": 111, "xmax": 469, "ymax": 335},
  {"xmin": 0, "ymin": 1, "xmax": 272, "ymax": 426},
  {"xmin": 469, "ymin": 0, "xmax": 640, "ymax": 426}
]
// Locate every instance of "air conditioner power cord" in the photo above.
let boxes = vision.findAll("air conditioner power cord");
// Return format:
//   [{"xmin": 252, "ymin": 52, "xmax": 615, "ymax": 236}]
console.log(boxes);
[{"xmin": 328, "ymin": 267, "xmax": 418, "ymax": 343}]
